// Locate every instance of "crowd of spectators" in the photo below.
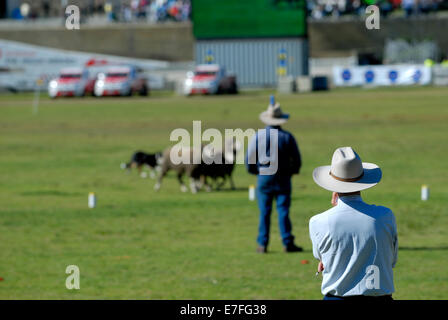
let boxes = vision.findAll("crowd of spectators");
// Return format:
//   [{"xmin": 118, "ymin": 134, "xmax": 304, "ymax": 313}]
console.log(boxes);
[
  {"xmin": 4, "ymin": 0, "xmax": 448, "ymax": 23},
  {"xmin": 6, "ymin": 0, "xmax": 191, "ymax": 23},
  {"xmin": 113, "ymin": 0, "xmax": 191, "ymax": 23},
  {"xmin": 308, "ymin": 0, "xmax": 447, "ymax": 19}
]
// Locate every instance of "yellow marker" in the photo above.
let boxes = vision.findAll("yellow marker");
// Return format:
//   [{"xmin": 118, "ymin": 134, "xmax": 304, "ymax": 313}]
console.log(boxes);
[{"xmin": 277, "ymin": 67, "xmax": 286, "ymax": 76}]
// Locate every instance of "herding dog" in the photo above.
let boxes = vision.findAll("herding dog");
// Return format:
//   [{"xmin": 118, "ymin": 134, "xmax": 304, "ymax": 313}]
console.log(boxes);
[{"xmin": 121, "ymin": 151, "xmax": 163, "ymax": 179}]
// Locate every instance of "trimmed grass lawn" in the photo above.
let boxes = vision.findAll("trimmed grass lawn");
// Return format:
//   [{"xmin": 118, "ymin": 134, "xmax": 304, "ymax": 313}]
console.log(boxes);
[{"xmin": 0, "ymin": 87, "xmax": 447, "ymax": 299}]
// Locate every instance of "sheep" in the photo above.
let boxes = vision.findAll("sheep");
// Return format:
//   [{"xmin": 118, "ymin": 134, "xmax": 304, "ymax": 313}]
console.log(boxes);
[
  {"xmin": 154, "ymin": 139, "xmax": 241, "ymax": 193},
  {"xmin": 154, "ymin": 145, "xmax": 207, "ymax": 194},
  {"xmin": 198, "ymin": 139, "xmax": 241, "ymax": 190}
]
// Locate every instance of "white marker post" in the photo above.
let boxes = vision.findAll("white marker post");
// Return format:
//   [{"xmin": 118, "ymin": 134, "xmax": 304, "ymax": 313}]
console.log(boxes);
[
  {"xmin": 421, "ymin": 185, "xmax": 429, "ymax": 201},
  {"xmin": 249, "ymin": 185, "xmax": 255, "ymax": 201},
  {"xmin": 88, "ymin": 192, "xmax": 96, "ymax": 208},
  {"xmin": 33, "ymin": 79, "xmax": 44, "ymax": 115}
]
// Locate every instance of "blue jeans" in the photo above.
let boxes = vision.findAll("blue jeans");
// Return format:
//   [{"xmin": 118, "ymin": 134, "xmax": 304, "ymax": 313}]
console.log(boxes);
[{"xmin": 256, "ymin": 188, "xmax": 294, "ymax": 247}]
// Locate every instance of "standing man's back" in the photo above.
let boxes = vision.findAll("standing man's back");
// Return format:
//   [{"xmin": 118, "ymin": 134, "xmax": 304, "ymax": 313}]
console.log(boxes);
[
  {"xmin": 245, "ymin": 97, "xmax": 303, "ymax": 253},
  {"xmin": 309, "ymin": 147, "xmax": 398, "ymax": 299}
]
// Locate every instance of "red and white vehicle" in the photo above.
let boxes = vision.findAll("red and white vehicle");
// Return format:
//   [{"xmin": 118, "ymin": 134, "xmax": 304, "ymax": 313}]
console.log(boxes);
[
  {"xmin": 94, "ymin": 65, "xmax": 148, "ymax": 97},
  {"xmin": 48, "ymin": 68, "xmax": 96, "ymax": 98},
  {"xmin": 184, "ymin": 64, "xmax": 238, "ymax": 96}
]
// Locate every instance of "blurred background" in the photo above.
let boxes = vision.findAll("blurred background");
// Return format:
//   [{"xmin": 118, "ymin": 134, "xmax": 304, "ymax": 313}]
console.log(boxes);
[
  {"xmin": 1, "ymin": 1, "xmax": 448, "ymax": 300},
  {"xmin": 0, "ymin": 0, "xmax": 447, "ymax": 95}
]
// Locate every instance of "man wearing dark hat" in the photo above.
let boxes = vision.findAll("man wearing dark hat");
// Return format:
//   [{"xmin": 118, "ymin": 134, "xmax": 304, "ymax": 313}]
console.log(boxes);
[
  {"xmin": 245, "ymin": 97, "xmax": 303, "ymax": 253},
  {"xmin": 310, "ymin": 147, "xmax": 398, "ymax": 300}
]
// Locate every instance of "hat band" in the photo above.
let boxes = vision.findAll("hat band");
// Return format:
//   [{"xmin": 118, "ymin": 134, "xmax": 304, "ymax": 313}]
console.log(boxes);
[
  {"xmin": 268, "ymin": 110, "xmax": 283, "ymax": 118},
  {"xmin": 329, "ymin": 171, "xmax": 364, "ymax": 182}
]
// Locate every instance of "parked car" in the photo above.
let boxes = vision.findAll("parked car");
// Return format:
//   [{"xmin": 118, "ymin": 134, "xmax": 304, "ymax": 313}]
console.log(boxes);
[
  {"xmin": 184, "ymin": 64, "xmax": 238, "ymax": 96},
  {"xmin": 48, "ymin": 68, "xmax": 95, "ymax": 98},
  {"xmin": 94, "ymin": 65, "xmax": 149, "ymax": 97}
]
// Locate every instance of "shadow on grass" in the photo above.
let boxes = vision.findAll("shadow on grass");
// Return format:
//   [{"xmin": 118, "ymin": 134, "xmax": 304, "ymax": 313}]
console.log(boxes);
[
  {"xmin": 399, "ymin": 246, "xmax": 448, "ymax": 251},
  {"xmin": 256, "ymin": 249, "xmax": 310, "ymax": 255},
  {"xmin": 20, "ymin": 190, "xmax": 81, "ymax": 197},
  {"xmin": 210, "ymin": 187, "xmax": 247, "ymax": 193}
]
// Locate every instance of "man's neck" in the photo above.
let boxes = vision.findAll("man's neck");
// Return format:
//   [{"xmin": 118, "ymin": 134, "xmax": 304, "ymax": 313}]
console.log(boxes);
[
  {"xmin": 337, "ymin": 192, "xmax": 361, "ymax": 197},
  {"xmin": 337, "ymin": 192, "xmax": 362, "ymax": 201}
]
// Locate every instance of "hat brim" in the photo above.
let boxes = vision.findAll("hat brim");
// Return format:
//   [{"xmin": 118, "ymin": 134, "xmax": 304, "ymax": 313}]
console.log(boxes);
[
  {"xmin": 313, "ymin": 162, "xmax": 382, "ymax": 193},
  {"xmin": 259, "ymin": 112, "xmax": 289, "ymax": 125}
]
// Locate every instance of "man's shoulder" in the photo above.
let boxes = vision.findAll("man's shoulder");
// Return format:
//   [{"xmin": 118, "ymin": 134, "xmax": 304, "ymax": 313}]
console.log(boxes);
[
  {"xmin": 309, "ymin": 206, "xmax": 337, "ymax": 228},
  {"xmin": 356, "ymin": 201, "xmax": 395, "ymax": 227},
  {"xmin": 277, "ymin": 129, "xmax": 298, "ymax": 145},
  {"xmin": 367, "ymin": 203, "xmax": 394, "ymax": 218},
  {"xmin": 279, "ymin": 128, "xmax": 294, "ymax": 137}
]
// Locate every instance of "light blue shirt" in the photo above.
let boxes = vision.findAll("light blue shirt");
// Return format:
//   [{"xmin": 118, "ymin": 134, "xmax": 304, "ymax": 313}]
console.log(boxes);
[{"xmin": 309, "ymin": 195, "xmax": 398, "ymax": 297}]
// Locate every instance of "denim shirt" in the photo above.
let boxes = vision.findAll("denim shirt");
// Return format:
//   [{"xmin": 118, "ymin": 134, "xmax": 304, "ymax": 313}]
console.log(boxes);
[
  {"xmin": 309, "ymin": 195, "xmax": 398, "ymax": 297},
  {"xmin": 245, "ymin": 126, "xmax": 301, "ymax": 192}
]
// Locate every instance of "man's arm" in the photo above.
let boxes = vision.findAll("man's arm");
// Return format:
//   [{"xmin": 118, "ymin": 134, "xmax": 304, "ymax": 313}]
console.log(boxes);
[
  {"xmin": 245, "ymin": 134, "xmax": 259, "ymax": 175},
  {"xmin": 391, "ymin": 212, "xmax": 398, "ymax": 268},
  {"xmin": 289, "ymin": 134, "xmax": 302, "ymax": 175},
  {"xmin": 309, "ymin": 217, "xmax": 322, "ymax": 261}
]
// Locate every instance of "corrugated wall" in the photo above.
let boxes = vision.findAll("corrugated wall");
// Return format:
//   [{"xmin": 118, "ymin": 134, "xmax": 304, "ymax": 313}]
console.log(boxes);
[{"xmin": 195, "ymin": 38, "xmax": 308, "ymax": 87}]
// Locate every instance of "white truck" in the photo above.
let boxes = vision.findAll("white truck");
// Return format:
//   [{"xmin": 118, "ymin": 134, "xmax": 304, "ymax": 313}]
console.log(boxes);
[
  {"xmin": 48, "ymin": 68, "xmax": 94, "ymax": 98},
  {"xmin": 183, "ymin": 64, "xmax": 238, "ymax": 96}
]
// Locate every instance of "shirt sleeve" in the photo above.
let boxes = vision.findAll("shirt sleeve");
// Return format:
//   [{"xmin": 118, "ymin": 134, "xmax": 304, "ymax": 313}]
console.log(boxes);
[
  {"xmin": 245, "ymin": 134, "xmax": 259, "ymax": 175},
  {"xmin": 309, "ymin": 217, "xmax": 322, "ymax": 261},
  {"xmin": 391, "ymin": 212, "xmax": 398, "ymax": 268},
  {"xmin": 289, "ymin": 134, "xmax": 302, "ymax": 175}
]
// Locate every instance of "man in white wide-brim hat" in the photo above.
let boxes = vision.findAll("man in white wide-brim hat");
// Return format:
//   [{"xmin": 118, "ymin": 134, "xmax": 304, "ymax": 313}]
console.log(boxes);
[
  {"xmin": 309, "ymin": 147, "xmax": 398, "ymax": 300},
  {"xmin": 245, "ymin": 96, "xmax": 303, "ymax": 254}
]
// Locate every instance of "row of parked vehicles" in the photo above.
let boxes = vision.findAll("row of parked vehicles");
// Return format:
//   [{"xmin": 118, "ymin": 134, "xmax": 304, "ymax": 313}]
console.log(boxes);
[
  {"xmin": 48, "ymin": 65, "xmax": 149, "ymax": 98},
  {"xmin": 48, "ymin": 63, "xmax": 238, "ymax": 98}
]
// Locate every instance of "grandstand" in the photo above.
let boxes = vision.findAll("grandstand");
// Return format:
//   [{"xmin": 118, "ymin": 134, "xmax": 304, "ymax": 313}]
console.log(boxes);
[
  {"xmin": 1, "ymin": 0, "xmax": 191, "ymax": 23},
  {"xmin": 2, "ymin": 0, "xmax": 448, "ymax": 23}
]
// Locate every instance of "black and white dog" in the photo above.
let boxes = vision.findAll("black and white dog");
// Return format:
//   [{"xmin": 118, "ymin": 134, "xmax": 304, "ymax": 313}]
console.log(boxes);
[{"xmin": 121, "ymin": 151, "xmax": 163, "ymax": 179}]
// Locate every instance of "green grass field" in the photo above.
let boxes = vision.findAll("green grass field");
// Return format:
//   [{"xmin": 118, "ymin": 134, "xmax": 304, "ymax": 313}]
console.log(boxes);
[{"xmin": 0, "ymin": 87, "xmax": 447, "ymax": 299}]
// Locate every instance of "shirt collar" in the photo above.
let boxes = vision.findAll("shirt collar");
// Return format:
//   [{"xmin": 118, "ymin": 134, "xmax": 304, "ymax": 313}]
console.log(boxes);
[{"xmin": 338, "ymin": 194, "xmax": 363, "ymax": 204}]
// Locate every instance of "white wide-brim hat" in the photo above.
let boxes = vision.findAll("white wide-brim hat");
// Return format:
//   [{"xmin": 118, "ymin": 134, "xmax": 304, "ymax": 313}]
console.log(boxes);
[
  {"xmin": 259, "ymin": 102, "xmax": 289, "ymax": 126},
  {"xmin": 313, "ymin": 147, "xmax": 382, "ymax": 193}
]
